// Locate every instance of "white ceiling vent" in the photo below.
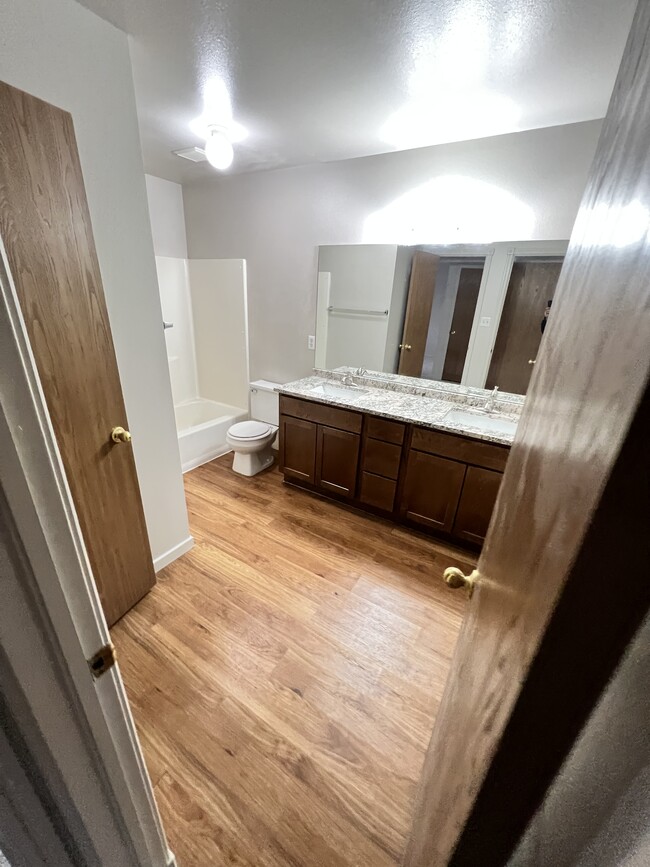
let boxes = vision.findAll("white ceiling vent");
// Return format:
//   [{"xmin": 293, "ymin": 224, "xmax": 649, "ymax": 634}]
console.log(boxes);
[{"xmin": 172, "ymin": 146, "xmax": 207, "ymax": 163}]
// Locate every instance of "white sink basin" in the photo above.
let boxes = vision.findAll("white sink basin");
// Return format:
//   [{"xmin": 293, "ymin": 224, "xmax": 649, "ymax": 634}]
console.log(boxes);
[
  {"xmin": 309, "ymin": 382, "xmax": 368, "ymax": 399},
  {"xmin": 444, "ymin": 408, "xmax": 518, "ymax": 437}
]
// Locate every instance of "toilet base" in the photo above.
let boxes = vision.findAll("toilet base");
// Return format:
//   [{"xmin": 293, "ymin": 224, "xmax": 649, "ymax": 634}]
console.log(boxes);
[{"xmin": 231, "ymin": 446, "xmax": 275, "ymax": 477}]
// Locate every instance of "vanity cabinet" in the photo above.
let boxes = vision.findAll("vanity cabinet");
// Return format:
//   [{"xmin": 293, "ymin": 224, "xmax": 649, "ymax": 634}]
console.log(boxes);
[
  {"xmin": 400, "ymin": 427, "xmax": 509, "ymax": 544},
  {"xmin": 279, "ymin": 394, "xmax": 510, "ymax": 549},
  {"xmin": 279, "ymin": 396, "xmax": 361, "ymax": 500}
]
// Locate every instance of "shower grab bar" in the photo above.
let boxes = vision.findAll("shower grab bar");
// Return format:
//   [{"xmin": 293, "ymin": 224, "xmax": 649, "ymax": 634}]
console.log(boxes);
[
  {"xmin": 163, "ymin": 320, "xmax": 174, "ymax": 330},
  {"xmin": 327, "ymin": 306, "xmax": 388, "ymax": 316}
]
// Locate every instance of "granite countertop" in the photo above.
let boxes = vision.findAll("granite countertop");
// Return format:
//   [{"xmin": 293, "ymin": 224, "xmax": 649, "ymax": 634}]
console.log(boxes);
[{"xmin": 277, "ymin": 368, "xmax": 523, "ymax": 446}]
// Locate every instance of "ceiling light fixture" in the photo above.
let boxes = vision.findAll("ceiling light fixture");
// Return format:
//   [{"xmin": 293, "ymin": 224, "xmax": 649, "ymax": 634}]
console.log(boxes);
[
  {"xmin": 204, "ymin": 125, "xmax": 234, "ymax": 170},
  {"xmin": 189, "ymin": 78, "xmax": 247, "ymax": 171}
]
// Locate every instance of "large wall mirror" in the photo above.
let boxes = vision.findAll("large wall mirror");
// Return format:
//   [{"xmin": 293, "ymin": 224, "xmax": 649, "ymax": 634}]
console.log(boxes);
[{"xmin": 315, "ymin": 241, "xmax": 568, "ymax": 395}]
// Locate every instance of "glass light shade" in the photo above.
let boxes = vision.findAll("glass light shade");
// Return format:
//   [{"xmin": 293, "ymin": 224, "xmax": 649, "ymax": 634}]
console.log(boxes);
[{"xmin": 204, "ymin": 129, "xmax": 234, "ymax": 170}]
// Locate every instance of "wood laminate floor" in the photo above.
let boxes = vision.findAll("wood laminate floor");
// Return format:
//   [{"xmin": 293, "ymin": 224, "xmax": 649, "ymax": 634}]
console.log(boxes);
[{"xmin": 113, "ymin": 454, "xmax": 474, "ymax": 867}]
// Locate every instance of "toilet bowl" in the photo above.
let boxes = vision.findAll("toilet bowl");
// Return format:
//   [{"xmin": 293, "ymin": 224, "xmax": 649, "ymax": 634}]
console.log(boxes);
[
  {"xmin": 226, "ymin": 420, "xmax": 277, "ymax": 477},
  {"xmin": 226, "ymin": 380, "xmax": 281, "ymax": 477}
]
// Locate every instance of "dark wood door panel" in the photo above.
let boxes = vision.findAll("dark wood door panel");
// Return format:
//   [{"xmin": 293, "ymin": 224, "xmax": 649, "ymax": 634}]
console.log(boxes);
[
  {"xmin": 398, "ymin": 251, "xmax": 440, "ymax": 377},
  {"xmin": 316, "ymin": 425, "xmax": 360, "ymax": 498},
  {"xmin": 280, "ymin": 416, "xmax": 317, "ymax": 483},
  {"xmin": 486, "ymin": 261, "xmax": 563, "ymax": 394},
  {"xmin": 453, "ymin": 466, "xmax": 503, "ymax": 546},
  {"xmin": 0, "ymin": 81, "xmax": 155, "ymax": 626},
  {"xmin": 406, "ymin": 6, "xmax": 650, "ymax": 863},
  {"xmin": 402, "ymin": 450, "xmax": 466, "ymax": 533}
]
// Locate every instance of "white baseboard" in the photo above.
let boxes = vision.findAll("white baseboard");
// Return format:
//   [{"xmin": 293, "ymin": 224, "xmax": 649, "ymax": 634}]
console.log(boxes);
[
  {"xmin": 153, "ymin": 535, "xmax": 194, "ymax": 572},
  {"xmin": 166, "ymin": 852, "xmax": 178, "ymax": 867},
  {"xmin": 181, "ymin": 445, "xmax": 232, "ymax": 474}
]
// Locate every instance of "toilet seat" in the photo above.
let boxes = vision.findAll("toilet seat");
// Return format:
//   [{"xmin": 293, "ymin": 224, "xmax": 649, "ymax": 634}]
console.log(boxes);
[{"xmin": 228, "ymin": 420, "xmax": 273, "ymax": 441}]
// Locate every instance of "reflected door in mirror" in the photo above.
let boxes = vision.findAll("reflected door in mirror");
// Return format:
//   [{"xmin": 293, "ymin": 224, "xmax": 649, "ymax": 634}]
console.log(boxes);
[
  {"xmin": 398, "ymin": 251, "xmax": 440, "ymax": 376},
  {"xmin": 486, "ymin": 260, "xmax": 563, "ymax": 394},
  {"xmin": 441, "ymin": 268, "xmax": 482, "ymax": 383}
]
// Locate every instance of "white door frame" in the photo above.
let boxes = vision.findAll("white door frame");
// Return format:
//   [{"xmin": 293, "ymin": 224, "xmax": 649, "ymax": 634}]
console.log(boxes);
[{"xmin": 0, "ymin": 237, "xmax": 175, "ymax": 866}]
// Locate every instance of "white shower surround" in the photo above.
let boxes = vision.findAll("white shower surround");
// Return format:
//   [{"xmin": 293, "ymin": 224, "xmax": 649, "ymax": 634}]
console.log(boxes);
[{"xmin": 156, "ymin": 255, "xmax": 250, "ymax": 471}]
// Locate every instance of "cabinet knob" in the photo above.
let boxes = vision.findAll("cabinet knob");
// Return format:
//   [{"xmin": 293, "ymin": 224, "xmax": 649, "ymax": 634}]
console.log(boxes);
[
  {"xmin": 399, "ymin": 343, "xmax": 412, "ymax": 351},
  {"xmin": 528, "ymin": 359, "xmax": 536, "ymax": 365},
  {"xmin": 443, "ymin": 567, "xmax": 479, "ymax": 598}
]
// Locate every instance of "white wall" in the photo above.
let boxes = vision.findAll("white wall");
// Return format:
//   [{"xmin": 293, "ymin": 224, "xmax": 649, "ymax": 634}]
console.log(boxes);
[
  {"xmin": 184, "ymin": 120, "xmax": 602, "ymax": 384},
  {"xmin": 145, "ymin": 174, "xmax": 188, "ymax": 259},
  {"xmin": 0, "ymin": 0, "xmax": 191, "ymax": 568}
]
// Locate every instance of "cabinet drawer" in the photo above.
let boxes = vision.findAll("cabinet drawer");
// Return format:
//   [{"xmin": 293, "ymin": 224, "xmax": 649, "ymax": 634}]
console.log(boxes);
[
  {"xmin": 411, "ymin": 426, "xmax": 509, "ymax": 472},
  {"xmin": 280, "ymin": 395, "xmax": 362, "ymax": 433},
  {"xmin": 365, "ymin": 415, "xmax": 406, "ymax": 444},
  {"xmin": 359, "ymin": 472, "xmax": 396, "ymax": 512},
  {"xmin": 363, "ymin": 438, "xmax": 402, "ymax": 479}
]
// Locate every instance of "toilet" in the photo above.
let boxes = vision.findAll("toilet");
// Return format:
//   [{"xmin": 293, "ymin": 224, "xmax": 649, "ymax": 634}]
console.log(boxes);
[{"xmin": 226, "ymin": 380, "xmax": 280, "ymax": 476}]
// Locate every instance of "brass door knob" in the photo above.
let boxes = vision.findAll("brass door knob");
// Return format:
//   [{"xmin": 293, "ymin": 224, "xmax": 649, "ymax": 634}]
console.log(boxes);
[
  {"xmin": 443, "ymin": 567, "xmax": 479, "ymax": 598},
  {"xmin": 111, "ymin": 426, "xmax": 132, "ymax": 444}
]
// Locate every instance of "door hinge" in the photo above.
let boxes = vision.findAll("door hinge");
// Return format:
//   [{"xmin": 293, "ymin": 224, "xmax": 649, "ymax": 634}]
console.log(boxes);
[{"xmin": 87, "ymin": 642, "xmax": 117, "ymax": 679}]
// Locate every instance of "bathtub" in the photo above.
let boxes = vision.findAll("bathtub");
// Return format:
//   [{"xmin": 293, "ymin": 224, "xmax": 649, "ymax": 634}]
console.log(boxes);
[{"xmin": 175, "ymin": 398, "xmax": 248, "ymax": 473}]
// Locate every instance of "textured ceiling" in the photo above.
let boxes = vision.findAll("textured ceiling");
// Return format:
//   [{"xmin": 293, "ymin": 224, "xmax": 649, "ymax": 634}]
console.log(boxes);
[{"xmin": 74, "ymin": 0, "xmax": 635, "ymax": 181}]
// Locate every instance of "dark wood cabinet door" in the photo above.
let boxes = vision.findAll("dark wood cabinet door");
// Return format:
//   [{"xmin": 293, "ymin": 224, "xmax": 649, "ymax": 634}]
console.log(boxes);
[
  {"xmin": 453, "ymin": 465, "xmax": 503, "ymax": 545},
  {"xmin": 316, "ymin": 425, "xmax": 360, "ymax": 498},
  {"xmin": 280, "ymin": 416, "xmax": 317, "ymax": 483},
  {"xmin": 401, "ymin": 450, "xmax": 466, "ymax": 533}
]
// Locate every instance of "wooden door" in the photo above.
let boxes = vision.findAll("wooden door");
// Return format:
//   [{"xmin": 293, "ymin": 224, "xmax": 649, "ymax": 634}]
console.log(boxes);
[
  {"xmin": 401, "ymin": 450, "xmax": 466, "ymax": 533},
  {"xmin": 279, "ymin": 416, "xmax": 317, "ymax": 483},
  {"xmin": 441, "ymin": 268, "xmax": 483, "ymax": 383},
  {"xmin": 405, "ymin": 5, "xmax": 650, "ymax": 864},
  {"xmin": 0, "ymin": 82, "xmax": 155, "ymax": 627},
  {"xmin": 398, "ymin": 251, "xmax": 440, "ymax": 376},
  {"xmin": 452, "ymin": 465, "xmax": 502, "ymax": 546},
  {"xmin": 315, "ymin": 425, "xmax": 360, "ymax": 498},
  {"xmin": 485, "ymin": 261, "xmax": 563, "ymax": 394}
]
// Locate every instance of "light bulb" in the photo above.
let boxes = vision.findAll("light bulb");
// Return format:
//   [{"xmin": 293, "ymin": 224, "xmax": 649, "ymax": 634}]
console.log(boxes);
[{"xmin": 204, "ymin": 128, "xmax": 233, "ymax": 170}]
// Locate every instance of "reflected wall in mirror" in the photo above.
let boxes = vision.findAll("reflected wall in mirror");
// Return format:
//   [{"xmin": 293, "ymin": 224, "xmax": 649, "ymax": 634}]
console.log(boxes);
[{"xmin": 315, "ymin": 242, "xmax": 567, "ymax": 395}]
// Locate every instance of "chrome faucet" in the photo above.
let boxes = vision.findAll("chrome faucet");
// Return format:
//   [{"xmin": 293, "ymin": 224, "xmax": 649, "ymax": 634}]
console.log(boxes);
[
  {"xmin": 341, "ymin": 372, "xmax": 355, "ymax": 386},
  {"xmin": 355, "ymin": 367, "xmax": 367, "ymax": 377},
  {"xmin": 484, "ymin": 386, "xmax": 499, "ymax": 413}
]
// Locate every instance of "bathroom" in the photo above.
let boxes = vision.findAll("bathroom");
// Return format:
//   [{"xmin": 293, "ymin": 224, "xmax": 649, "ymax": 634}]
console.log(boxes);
[{"xmin": 1, "ymin": 2, "xmax": 649, "ymax": 867}]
